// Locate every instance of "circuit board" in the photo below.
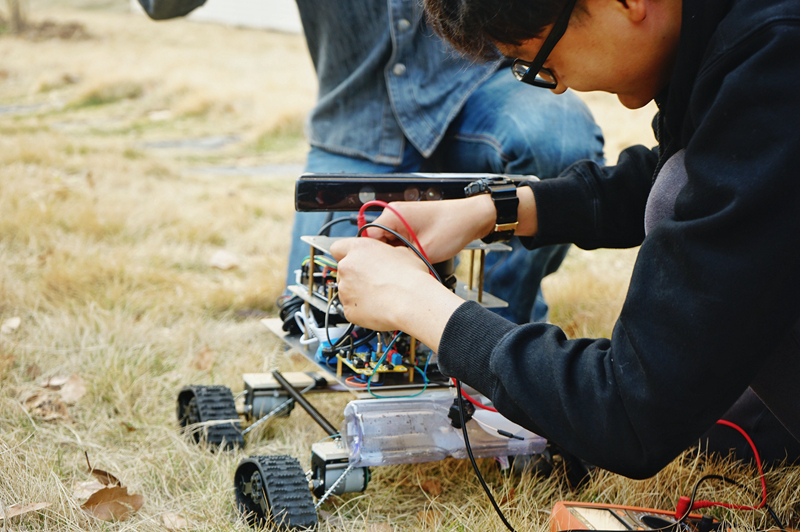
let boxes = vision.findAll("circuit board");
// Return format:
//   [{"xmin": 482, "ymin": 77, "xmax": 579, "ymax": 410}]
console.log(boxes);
[{"xmin": 266, "ymin": 236, "xmax": 511, "ymax": 397}]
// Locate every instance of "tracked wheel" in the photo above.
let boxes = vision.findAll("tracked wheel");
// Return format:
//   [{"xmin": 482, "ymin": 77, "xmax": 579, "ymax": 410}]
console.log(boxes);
[
  {"xmin": 234, "ymin": 455, "xmax": 317, "ymax": 530},
  {"xmin": 177, "ymin": 385, "xmax": 244, "ymax": 450}
]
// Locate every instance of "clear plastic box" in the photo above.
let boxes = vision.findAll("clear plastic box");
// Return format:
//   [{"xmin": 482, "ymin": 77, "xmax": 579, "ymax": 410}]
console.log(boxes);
[{"xmin": 342, "ymin": 391, "xmax": 547, "ymax": 467}]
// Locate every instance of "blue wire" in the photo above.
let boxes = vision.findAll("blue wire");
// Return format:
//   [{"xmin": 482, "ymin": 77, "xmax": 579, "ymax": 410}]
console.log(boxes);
[
  {"xmin": 367, "ymin": 332, "xmax": 429, "ymax": 399},
  {"xmin": 423, "ymin": 349, "xmax": 432, "ymax": 375}
]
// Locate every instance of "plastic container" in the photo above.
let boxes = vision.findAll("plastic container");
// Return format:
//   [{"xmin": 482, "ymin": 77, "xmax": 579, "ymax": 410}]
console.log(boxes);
[{"xmin": 341, "ymin": 391, "xmax": 547, "ymax": 467}]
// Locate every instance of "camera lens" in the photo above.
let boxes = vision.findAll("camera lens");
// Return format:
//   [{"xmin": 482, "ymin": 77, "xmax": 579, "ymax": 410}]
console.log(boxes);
[
  {"xmin": 404, "ymin": 187, "xmax": 420, "ymax": 201},
  {"xmin": 425, "ymin": 186, "xmax": 442, "ymax": 200},
  {"xmin": 358, "ymin": 186, "xmax": 376, "ymax": 204}
]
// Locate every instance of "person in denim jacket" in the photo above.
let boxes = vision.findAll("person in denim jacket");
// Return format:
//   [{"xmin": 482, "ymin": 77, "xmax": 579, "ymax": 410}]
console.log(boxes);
[{"xmin": 138, "ymin": 0, "xmax": 605, "ymax": 324}]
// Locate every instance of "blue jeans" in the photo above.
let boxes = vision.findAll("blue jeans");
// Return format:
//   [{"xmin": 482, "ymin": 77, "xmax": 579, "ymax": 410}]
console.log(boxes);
[{"xmin": 288, "ymin": 70, "xmax": 604, "ymax": 324}]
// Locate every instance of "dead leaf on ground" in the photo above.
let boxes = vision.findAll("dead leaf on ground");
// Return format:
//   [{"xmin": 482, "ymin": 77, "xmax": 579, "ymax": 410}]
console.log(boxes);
[
  {"xmin": 191, "ymin": 345, "xmax": 215, "ymax": 371},
  {"xmin": 0, "ymin": 353, "xmax": 15, "ymax": 374},
  {"xmin": 1, "ymin": 316, "xmax": 21, "ymax": 334},
  {"xmin": 499, "ymin": 487, "xmax": 516, "ymax": 506},
  {"xmin": 416, "ymin": 509, "xmax": 442, "ymax": 527},
  {"xmin": 85, "ymin": 451, "xmax": 121, "ymax": 486},
  {"xmin": 420, "ymin": 478, "xmax": 442, "ymax": 496},
  {"xmin": 81, "ymin": 486, "xmax": 144, "ymax": 522},
  {"xmin": 0, "ymin": 502, "xmax": 51, "ymax": 521},
  {"xmin": 25, "ymin": 363, "xmax": 42, "ymax": 380},
  {"xmin": 318, "ymin": 509, "xmax": 345, "ymax": 529},
  {"xmin": 209, "ymin": 249, "xmax": 239, "ymax": 270},
  {"xmin": 162, "ymin": 511, "xmax": 188, "ymax": 530},
  {"xmin": 73, "ymin": 480, "xmax": 106, "ymax": 499},
  {"xmin": 59, "ymin": 375, "xmax": 86, "ymax": 404},
  {"xmin": 38, "ymin": 375, "xmax": 70, "ymax": 389},
  {"xmin": 24, "ymin": 393, "xmax": 71, "ymax": 421},
  {"xmin": 367, "ymin": 523, "xmax": 394, "ymax": 532}
]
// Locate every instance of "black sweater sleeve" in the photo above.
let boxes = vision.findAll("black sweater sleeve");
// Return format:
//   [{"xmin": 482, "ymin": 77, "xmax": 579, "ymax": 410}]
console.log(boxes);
[
  {"xmin": 519, "ymin": 144, "xmax": 658, "ymax": 250},
  {"xmin": 438, "ymin": 21, "xmax": 800, "ymax": 479}
]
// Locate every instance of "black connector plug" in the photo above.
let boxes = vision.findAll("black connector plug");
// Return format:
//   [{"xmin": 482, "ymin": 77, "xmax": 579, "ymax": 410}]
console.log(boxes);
[{"xmin": 448, "ymin": 397, "xmax": 475, "ymax": 429}]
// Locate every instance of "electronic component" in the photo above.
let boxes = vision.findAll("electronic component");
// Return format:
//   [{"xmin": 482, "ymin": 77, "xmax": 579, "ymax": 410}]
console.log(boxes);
[
  {"xmin": 295, "ymin": 172, "xmax": 526, "ymax": 211},
  {"xmin": 551, "ymin": 502, "xmax": 720, "ymax": 532}
]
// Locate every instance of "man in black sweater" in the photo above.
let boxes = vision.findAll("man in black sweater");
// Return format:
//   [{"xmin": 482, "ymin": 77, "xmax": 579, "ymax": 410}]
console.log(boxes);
[{"xmin": 330, "ymin": 0, "xmax": 800, "ymax": 477}]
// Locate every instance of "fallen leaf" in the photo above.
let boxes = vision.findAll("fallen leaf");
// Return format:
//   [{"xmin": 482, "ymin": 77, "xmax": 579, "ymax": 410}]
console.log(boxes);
[
  {"xmin": 73, "ymin": 480, "xmax": 106, "ymax": 499},
  {"xmin": 420, "ymin": 479, "xmax": 442, "ymax": 496},
  {"xmin": 121, "ymin": 421, "xmax": 137, "ymax": 432},
  {"xmin": 85, "ymin": 451, "xmax": 121, "ymax": 486},
  {"xmin": 0, "ymin": 353, "xmax": 15, "ymax": 374},
  {"xmin": 499, "ymin": 487, "xmax": 516, "ymax": 506},
  {"xmin": 367, "ymin": 523, "xmax": 394, "ymax": 532},
  {"xmin": 416, "ymin": 509, "xmax": 441, "ymax": 527},
  {"xmin": 209, "ymin": 250, "xmax": 239, "ymax": 270},
  {"xmin": 191, "ymin": 345, "xmax": 215, "ymax": 371},
  {"xmin": 24, "ymin": 393, "xmax": 71, "ymax": 421},
  {"xmin": 59, "ymin": 375, "xmax": 86, "ymax": 404},
  {"xmin": 25, "ymin": 364, "xmax": 42, "ymax": 380},
  {"xmin": 318, "ymin": 509, "xmax": 345, "ymax": 528},
  {"xmin": 161, "ymin": 512, "xmax": 188, "ymax": 530},
  {"xmin": 1, "ymin": 316, "xmax": 21, "ymax": 334},
  {"xmin": 81, "ymin": 486, "xmax": 143, "ymax": 522},
  {"xmin": 38, "ymin": 375, "xmax": 70, "ymax": 389},
  {"xmin": 0, "ymin": 502, "xmax": 51, "ymax": 521}
]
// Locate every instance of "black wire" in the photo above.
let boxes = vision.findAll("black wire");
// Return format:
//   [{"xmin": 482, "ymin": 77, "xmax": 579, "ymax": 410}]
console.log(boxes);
[
  {"xmin": 317, "ymin": 213, "xmax": 379, "ymax": 236},
  {"xmin": 456, "ymin": 379, "xmax": 517, "ymax": 532},
  {"xmin": 356, "ymin": 223, "xmax": 443, "ymax": 285},
  {"xmin": 317, "ymin": 215, "xmax": 353, "ymax": 236},
  {"xmin": 766, "ymin": 505, "xmax": 786, "ymax": 531},
  {"xmin": 680, "ymin": 474, "xmax": 786, "ymax": 531},
  {"xmin": 359, "ymin": 220, "xmax": 514, "ymax": 530}
]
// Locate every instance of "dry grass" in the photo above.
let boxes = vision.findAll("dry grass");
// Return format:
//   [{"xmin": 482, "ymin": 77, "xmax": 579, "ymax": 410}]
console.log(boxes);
[{"xmin": 0, "ymin": 2, "xmax": 797, "ymax": 531}]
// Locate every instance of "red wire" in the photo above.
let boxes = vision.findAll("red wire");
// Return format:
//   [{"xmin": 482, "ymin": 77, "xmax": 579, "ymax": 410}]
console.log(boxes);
[
  {"xmin": 345, "ymin": 376, "xmax": 369, "ymax": 388},
  {"xmin": 701, "ymin": 420, "xmax": 766, "ymax": 510},
  {"xmin": 357, "ymin": 200, "xmax": 431, "ymax": 263},
  {"xmin": 452, "ymin": 378, "xmax": 498, "ymax": 412},
  {"xmin": 356, "ymin": 200, "xmax": 496, "ymax": 412},
  {"xmin": 676, "ymin": 419, "xmax": 767, "ymax": 518}
]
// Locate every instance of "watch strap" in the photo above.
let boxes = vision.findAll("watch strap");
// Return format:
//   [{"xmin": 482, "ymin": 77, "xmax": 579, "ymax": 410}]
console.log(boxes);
[{"xmin": 464, "ymin": 177, "xmax": 519, "ymax": 243}]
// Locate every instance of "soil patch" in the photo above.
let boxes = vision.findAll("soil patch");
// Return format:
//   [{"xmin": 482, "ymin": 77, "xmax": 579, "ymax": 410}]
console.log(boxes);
[{"xmin": 0, "ymin": 15, "xmax": 91, "ymax": 40}]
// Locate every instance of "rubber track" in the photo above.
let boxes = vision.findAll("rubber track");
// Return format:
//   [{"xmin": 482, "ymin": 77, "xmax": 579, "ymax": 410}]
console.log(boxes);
[
  {"xmin": 188, "ymin": 385, "xmax": 244, "ymax": 449},
  {"xmin": 255, "ymin": 455, "xmax": 317, "ymax": 530}
]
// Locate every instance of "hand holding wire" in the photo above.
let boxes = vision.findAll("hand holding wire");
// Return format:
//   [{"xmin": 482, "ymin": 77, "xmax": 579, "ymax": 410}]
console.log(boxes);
[
  {"xmin": 330, "ymin": 237, "xmax": 441, "ymax": 332},
  {"xmin": 362, "ymin": 196, "xmax": 496, "ymax": 264}
]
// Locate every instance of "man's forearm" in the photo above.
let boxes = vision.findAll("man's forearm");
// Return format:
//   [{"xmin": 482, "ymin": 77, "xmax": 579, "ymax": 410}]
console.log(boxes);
[{"xmin": 394, "ymin": 284, "xmax": 464, "ymax": 353}]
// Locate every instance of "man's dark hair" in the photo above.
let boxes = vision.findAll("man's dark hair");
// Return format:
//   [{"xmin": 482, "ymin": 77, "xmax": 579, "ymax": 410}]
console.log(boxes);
[{"xmin": 424, "ymin": 0, "xmax": 570, "ymax": 61}]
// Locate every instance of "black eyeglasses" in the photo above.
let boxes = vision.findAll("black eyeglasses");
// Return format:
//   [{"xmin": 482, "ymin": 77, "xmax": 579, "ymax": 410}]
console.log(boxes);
[{"xmin": 511, "ymin": 0, "xmax": 579, "ymax": 89}]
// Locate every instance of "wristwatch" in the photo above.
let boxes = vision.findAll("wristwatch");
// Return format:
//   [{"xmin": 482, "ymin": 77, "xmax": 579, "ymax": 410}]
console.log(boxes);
[{"xmin": 464, "ymin": 177, "xmax": 519, "ymax": 243}]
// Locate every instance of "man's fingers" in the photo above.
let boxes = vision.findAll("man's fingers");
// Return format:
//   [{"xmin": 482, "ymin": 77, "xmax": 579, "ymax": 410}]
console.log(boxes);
[
  {"xmin": 330, "ymin": 236, "xmax": 387, "ymax": 261},
  {"xmin": 329, "ymin": 237, "xmax": 356, "ymax": 261}
]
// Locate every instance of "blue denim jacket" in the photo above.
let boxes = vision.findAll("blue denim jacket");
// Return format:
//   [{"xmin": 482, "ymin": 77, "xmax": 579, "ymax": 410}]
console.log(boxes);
[{"xmin": 138, "ymin": 0, "xmax": 499, "ymax": 165}]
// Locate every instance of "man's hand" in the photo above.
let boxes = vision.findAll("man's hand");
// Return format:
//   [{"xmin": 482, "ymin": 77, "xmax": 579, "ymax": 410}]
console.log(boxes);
[
  {"xmin": 364, "ymin": 195, "xmax": 497, "ymax": 264},
  {"xmin": 364, "ymin": 186, "xmax": 538, "ymax": 263},
  {"xmin": 330, "ymin": 237, "xmax": 463, "ymax": 351}
]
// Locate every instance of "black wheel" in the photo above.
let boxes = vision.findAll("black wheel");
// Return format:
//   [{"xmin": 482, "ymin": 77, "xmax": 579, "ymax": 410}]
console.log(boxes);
[
  {"xmin": 177, "ymin": 385, "xmax": 244, "ymax": 450},
  {"xmin": 234, "ymin": 455, "xmax": 317, "ymax": 531}
]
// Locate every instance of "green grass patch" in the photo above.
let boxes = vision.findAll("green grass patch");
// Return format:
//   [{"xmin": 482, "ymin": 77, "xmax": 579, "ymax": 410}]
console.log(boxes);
[{"xmin": 71, "ymin": 81, "xmax": 144, "ymax": 108}]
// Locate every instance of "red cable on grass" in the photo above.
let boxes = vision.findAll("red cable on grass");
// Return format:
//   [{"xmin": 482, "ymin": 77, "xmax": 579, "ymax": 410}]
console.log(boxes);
[{"xmin": 675, "ymin": 419, "xmax": 767, "ymax": 519}]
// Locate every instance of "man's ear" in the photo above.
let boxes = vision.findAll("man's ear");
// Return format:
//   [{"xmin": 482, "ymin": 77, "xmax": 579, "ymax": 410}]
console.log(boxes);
[{"xmin": 616, "ymin": 0, "xmax": 647, "ymax": 23}]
